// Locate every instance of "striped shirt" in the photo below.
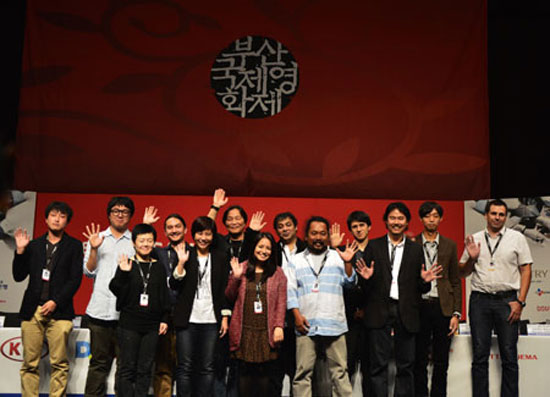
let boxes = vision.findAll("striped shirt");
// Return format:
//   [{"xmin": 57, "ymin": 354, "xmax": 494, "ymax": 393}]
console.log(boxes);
[
  {"xmin": 287, "ymin": 248, "xmax": 356, "ymax": 336},
  {"xmin": 84, "ymin": 227, "xmax": 134, "ymax": 321}
]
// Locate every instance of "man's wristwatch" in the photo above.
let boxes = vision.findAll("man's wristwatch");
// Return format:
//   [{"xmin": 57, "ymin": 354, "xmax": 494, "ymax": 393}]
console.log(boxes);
[{"xmin": 516, "ymin": 299, "xmax": 526, "ymax": 308}]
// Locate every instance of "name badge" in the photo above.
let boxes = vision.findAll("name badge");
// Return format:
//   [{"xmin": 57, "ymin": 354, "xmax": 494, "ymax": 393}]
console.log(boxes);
[
  {"xmin": 254, "ymin": 300, "xmax": 263, "ymax": 314},
  {"xmin": 311, "ymin": 281, "xmax": 319, "ymax": 293},
  {"xmin": 140, "ymin": 293, "xmax": 149, "ymax": 307},
  {"xmin": 42, "ymin": 269, "xmax": 50, "ymax": 281}
]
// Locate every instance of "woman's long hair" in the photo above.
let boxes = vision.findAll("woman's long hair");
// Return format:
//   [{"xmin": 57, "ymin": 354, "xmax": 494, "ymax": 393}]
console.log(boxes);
[{"xmin": 246, "ymin": 232, "xmax": 278, "ymax": 282}]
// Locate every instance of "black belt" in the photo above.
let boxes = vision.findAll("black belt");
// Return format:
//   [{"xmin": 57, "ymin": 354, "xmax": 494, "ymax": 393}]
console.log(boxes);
[
  {"xmin": 472, "ymin": 290, "xmax": 516, "ymax": 299},
  {"xmin": 422, "ymin": 296, "xmax": 440, "ymax": 303}
]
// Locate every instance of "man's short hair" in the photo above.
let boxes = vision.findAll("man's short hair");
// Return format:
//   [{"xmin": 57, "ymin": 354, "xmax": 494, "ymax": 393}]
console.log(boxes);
[
  {"xmin": 305, "ymin": 216, "xmax": 330, "ymax": 235},
  {"xmin": 485, "ymin": 199, "xmax": 508, "ymax": 214},
  {"xmin": 191, "ymin": 216, "xmax": 217, "ymax": 236},
  {"xmin": 273, "ymin": 212, "xmax": 298, "ymax": 229},
  {"xmin": 222, "ymin": 205, "xmax": 248, "ymax": 224},
  {"xmin": 45, "ymin": 201, "xmax": 73, "ymax": 223},
  {"xmin": 107, "ymin": 196, "xmax": 135, "ymax": 217},
  {"xmin": 346, "ymin": 210, "xmax": 372, "ymax": 230},
  {"xmin": 383, "ymin": 202, "xmax": 411, "ymax": 222},
  {"xmin": 418, "ymin": 201, "xmax": 444, "ymax": 218},
  {"xmin": 132, "ymin": 223, "xmax": 157, "ymax": 242},
  {"xmin": 164, "ymin": 213, "xmax": 186, "ymax": 230}
]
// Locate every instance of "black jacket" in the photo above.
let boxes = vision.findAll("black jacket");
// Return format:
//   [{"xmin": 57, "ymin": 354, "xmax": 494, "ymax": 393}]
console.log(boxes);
[
  {"xmin": 169, "ymin": 237, "xmax": 230, "ymax": 329},
  {"xmin": 360, "ymin": 235, "xmax": 430, "ymax": 333},
  {"xmin": 12, "ymin": 233, "xmax": 83, "ymax": 321},
  {"xmin": 109, "ymin": 258, "xmax": 171, "ymax": 332}
]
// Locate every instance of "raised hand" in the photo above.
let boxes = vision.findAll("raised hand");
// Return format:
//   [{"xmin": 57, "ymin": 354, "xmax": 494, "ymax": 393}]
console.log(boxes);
[
  {"xmin": 14, "ymin": 228, "xmax": 31, "ymax": 254},
  {"xmin": 356, "ymin": 258, "xmax": 374, "ymax": 280},
  {"xmin": 159, "ymin": 322, "xmax": 168, "ymax": 335},
  {"xmin": 212, "ymin": 188, "xmax": 229, "ymax": 208},
  {"xmin": 421, "ymin": 263, "xmax": 443, "ymax": 283},
  {"xmin": 249, "ymin": 211, "xmax": 267, "ymax": 231},
  {"xmin": 118, "ymin": 254, "xmax": 132, "ymax": 272},
  {"xmin": 83, "ymin": 223, "xmax": 104, "ymax": 249},
  {"xmin": 330, "ymin": 223, "xmax": 345, "ymax": 248},
  {"xmin": 230, "ymin": 257, "xmax": 246, "ymax": 279},
  {"xmin": 336, "ymin": 239, "xmax": 359, "ymax": 263},
  {"xmin": 143, "ymin": 206, "xmax": 160, "ymax": 225},
  {"xmin": 174, "ymin": 243, "xmax": 189, "ymax": 267},
  {"xmin": 465, "ymin": 235, "xmax": 481, "ymax": 261}
]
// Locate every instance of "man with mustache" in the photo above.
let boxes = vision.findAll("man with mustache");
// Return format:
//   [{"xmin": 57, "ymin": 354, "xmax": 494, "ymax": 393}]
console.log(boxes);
[{"xmin": 287, "ymin": 216, "xmax": 358, "ymax": 396}]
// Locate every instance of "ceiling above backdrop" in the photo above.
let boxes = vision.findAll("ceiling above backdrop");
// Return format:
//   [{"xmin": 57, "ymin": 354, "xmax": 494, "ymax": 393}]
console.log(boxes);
[{"xmin": 15, "ymin": 0, "xmax": 488, "ymax": 199}]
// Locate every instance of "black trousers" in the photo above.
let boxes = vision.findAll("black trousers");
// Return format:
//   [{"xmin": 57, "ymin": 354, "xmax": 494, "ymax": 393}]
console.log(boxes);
[
  {"xmin": 369, "ymin": 300, "xmax": 415, "ymax": 397},
  {"xmin": 346, "ymin": 320, "xmax": 370, "ymax": 396},
  {"xmin": 414, "ymin": 299, "xmax": 453, "ymax": 397}
]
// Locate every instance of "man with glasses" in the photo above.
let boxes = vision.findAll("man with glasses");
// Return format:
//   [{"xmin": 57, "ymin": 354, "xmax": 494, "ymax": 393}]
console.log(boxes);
[{"xmin": 82, "ymin": 197, "xmax": 136, "ymax": 397}]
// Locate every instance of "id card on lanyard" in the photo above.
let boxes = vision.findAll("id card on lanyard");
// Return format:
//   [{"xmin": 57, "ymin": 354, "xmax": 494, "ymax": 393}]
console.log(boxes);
[
  {"xmin": 306, "ymin": 250, "xmax": 328, "ymax": 293},
  {"xmin": 137, "ymin": 260, "xmax": 153, "ymax": 307},
  {"xmin": 254, "ymin": 280, "xmax": 263, "ymax": 314}
]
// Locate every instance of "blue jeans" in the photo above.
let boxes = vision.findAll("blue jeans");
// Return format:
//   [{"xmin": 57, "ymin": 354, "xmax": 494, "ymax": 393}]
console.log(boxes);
[
  {"xmin": 176, "ymin": 323, "xmax": 218, "ymax": 397},
  {"xmin": 469, "ymin": 291, "xmax": 519, "ymax": 397},
  {"xmin": 117, "ymin": 327, "xmax": 158, "ymax": 397}
]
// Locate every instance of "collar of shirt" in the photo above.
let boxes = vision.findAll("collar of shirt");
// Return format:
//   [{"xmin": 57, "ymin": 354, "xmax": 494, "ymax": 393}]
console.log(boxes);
[
  {"xmin": 421, "ymin": 232, "xmax": 439, "ymax": 246},
  {"xmin": 104, "ymin": 227, "xmax": 132, "ymax": 240},
  {"xmin": 387, "ymin": 235, "xmax": 406, "ymax": 249},
  {"xmin": 484, "ymin": 226, "xmax": 506, "ymax": 239}
]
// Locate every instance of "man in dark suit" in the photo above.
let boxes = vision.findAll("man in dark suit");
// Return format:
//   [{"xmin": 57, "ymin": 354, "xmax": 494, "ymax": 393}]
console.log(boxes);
[
  {"xmin": 13, "ymin": 201, "xmax": 83, "ymax": 397},
  {"xmin": 413, "ymin": 202, "xmax": 462, "ymax": 397},
  {"xmin": 356, "ymin": 202, "xmax": 441, "ymax": 397}
]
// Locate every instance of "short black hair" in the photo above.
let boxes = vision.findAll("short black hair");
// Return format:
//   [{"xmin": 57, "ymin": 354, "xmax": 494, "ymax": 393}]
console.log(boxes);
[
  {"xmin": 305, "ymin": 216, "xmax": 330, "ymax": 235},
  {"xmin": 485, "ymin": 199, "xmax": 508, "ymax": 214},
  {"xmin": 222, "ymin": 205, "xmax": 248, "ymax": 224},
  {"xmin": 346, "ymin": 210, "xmax": 371, "ymax": 230},
  {"xmin": 107, "ymin": 196, "xmax": 135, "ymax": 217},
  {"xmin": 132, "ymin": 223, "xmax": 157, "ymax": 242},
  {"xmin": 164, "ymin": 213, "xmax": 186, "ymax": 230},
  {"xmin": 191, "ymin": 216, "xmax": 217, "ymax": 236},
  {"xmin": 383, "ymin": 202, "xmax": 411, "ymax": 222},
  {"xmin": 419, "ymin": 201, "xmax": 444, "ymax": 218},
  {"xmin": 273, "ymin": 212, "xmax": 298, "ymax": 229},
  {"xmin": 45, "ymin": 201, "xmax": 73, "ymax": 223}
]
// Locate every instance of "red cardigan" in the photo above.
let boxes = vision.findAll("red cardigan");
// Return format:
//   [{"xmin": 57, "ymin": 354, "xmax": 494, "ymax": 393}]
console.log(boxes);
[{"xmin": 225, "ymin": 266, "xmax": 287, "ymax": 352}]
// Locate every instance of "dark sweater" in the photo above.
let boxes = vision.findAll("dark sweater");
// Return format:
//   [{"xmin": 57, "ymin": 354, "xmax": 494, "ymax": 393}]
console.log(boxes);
[{"xmin": 109, "ymin": 258, "xmax": 170, "ymax": 333}]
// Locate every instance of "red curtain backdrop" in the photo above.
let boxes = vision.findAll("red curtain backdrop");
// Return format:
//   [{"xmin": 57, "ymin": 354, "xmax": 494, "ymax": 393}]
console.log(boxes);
[{"xmin": 16, "ymin": 1, "xmax": 488, "ymax": 199}]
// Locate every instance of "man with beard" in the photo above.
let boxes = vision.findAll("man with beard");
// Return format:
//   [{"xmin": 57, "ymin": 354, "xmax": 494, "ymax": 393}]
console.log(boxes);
[
  {"xmin": 143, "ymin": 189, "xmax": 229, "ymax": 397},
  {"xmin": 13, "ymin": 201, "xmax": 83, "ymax": 397},
  {"xmin": 287, "ymin": 216, "xmax": 358, "ymax": 396},
  {"xmin": 459, "ymin": 199, "xmax": 532, "ymax": 397},
  {"xmin": 413, "ymin": 202, "xmax": 461, "ymax": 397},
  {"xmin": 274, "ymin": 212, "xmax": 307, "ymax": 275},
  {"xmin": 272, "ymin": 212, "xmax": 306, "ymax": 395},
  {"xmin": 83, "ymin": 197, "xmax": 136, "ymax": 397},
  {"xmin": 355, "ymin": 202, "xmax": 442, "ymax": 397}
]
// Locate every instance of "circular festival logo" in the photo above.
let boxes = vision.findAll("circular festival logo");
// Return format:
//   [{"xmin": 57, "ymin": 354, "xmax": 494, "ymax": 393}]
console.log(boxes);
[{"xmin": 210, "ymin": 36, "xmax": 299, "ymax": 119}]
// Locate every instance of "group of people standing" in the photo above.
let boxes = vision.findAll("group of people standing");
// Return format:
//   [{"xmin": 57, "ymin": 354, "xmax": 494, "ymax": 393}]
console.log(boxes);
[{"xmin": 12, "ymin": 189, "xmax": 532, "ymax": 397}]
